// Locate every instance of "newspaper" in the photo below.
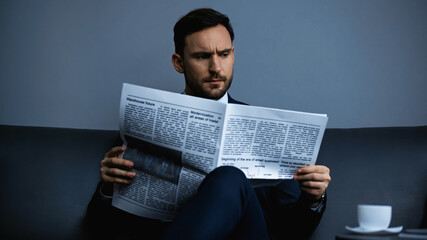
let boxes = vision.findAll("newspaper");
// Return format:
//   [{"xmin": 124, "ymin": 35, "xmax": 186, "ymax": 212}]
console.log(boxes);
[{"xmin": 112, "ymin": 83, "xmax": 328, "ymax": 220}]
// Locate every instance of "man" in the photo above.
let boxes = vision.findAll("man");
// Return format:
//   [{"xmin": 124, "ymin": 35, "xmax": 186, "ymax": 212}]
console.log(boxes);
[{"xmin": 87, "ymin": 8, "xmax": 331, "ymax": 240}]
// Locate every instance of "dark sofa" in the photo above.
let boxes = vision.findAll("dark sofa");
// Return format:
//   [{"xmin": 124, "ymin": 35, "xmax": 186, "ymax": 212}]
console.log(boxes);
[{"xmin": 0, "ymin": 125, "xmax": 426, "ymax": 239}]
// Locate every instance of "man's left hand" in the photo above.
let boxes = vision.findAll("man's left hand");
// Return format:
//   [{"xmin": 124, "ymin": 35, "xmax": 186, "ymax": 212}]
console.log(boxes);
[{"xmin": 293, "ymin": 165, "xmax": 331, "ymax": 203}]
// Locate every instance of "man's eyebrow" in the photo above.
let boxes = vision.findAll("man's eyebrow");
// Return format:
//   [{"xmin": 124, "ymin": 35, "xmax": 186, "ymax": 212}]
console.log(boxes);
[
  {"xmin": 191, "ymin": 51, "xmax": 212, "ymax": 56},
  {"xmin": 218, "ymin": 48, "xmax": 233, "ymax": 53},
  {"xmin": 191, "ymin": 48, "xmax": 233, "ymax": 55}
]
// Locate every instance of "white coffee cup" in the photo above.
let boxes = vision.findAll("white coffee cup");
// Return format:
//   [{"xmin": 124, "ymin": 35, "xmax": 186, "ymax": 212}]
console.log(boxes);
[{"xmin": 357, "ymin": 204, "xmax": 392, "ymax": 231}]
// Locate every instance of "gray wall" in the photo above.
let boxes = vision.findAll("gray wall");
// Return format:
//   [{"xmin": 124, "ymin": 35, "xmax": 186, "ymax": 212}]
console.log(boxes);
[{"xmin": 1, "ymin": 0, "xmax": 426, "ymax": 130}]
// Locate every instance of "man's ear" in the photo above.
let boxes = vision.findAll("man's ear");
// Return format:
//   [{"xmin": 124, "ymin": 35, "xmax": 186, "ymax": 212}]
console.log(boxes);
[{"xmin": 172, "ymin": 53, "xmax": 184, "ymax": 73}]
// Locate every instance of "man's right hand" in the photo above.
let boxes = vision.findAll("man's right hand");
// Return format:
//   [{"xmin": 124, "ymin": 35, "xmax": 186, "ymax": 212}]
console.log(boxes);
[{"xmin": 100, "ymin": 146, "xmax": 136, "ymax": 196}]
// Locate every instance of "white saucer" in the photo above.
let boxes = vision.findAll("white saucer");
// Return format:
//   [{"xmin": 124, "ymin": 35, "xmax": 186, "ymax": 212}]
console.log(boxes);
[{"xmin": 345, "ymin": 226, "xmax": 403, "ymax": 235}]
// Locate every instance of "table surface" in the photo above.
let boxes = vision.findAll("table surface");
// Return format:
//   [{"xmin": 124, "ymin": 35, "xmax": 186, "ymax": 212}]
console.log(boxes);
[{"xmin": 336, "ymin": 233, "xmax": 427, "ymax": 240}]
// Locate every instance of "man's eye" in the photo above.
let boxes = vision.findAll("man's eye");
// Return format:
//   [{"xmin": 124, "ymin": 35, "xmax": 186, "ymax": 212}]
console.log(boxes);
[
  {"xmin": 220, "ymin": 52, "xmax": 230, "ymax": 57},
  {"xmin": 196, "ymin": 54, "xmax": 210, "ymax": 59}
]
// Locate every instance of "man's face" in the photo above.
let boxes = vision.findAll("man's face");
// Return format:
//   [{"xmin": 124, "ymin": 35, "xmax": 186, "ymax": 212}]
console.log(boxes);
[{"xmin": 173, "ymin": 24, "xmax": 234, "ymax": 100}]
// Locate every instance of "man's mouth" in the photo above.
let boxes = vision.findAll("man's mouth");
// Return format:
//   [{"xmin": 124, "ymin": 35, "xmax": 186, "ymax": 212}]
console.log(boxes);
[{"xmin": 205, "ymin": 75, "xmax": 226, "ymax": 82}]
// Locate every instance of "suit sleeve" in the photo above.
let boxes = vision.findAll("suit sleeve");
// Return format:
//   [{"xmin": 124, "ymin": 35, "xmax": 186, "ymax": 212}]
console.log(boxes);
[{"xmin": 84, "ymin": 135, "xmax": 125, "ymax": 239}]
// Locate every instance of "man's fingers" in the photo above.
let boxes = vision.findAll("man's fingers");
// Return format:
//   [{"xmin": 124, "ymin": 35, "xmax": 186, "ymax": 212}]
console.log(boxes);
[
  {"xmin": 296, "ymin": 165, "xmax": 330, "ymax": 175},
  {"xmin": 299, "ymin": 179, "xmax": 329, "ymax": 191},
  {"xmin": 294, "ymin": 172, "xmax": 331, "ymax": 182},
  {"xmin": 102, "ymin": 174, "xmax": 134, "ymax": 185},
  {"xmin": 293, "ymin": 165, "xmax": 331, "ymax": 182},
  {"xmin": 294, "ymin": 165, "xmax": 331, "ymax": 202},
  {"xmin": 105, "ymin": 146, "xmax": 126, "ymax": 158},
  {"xmin": 102, "ymin": 157, "xmax": 134, "ymax": 169},
  {"xmin": 106, "ymin": 167, "xmax": 136, "ymax": 178},
  {"xmin": 100, "ymin": 147, "xmax": 135, "ymax": 185},
  {"xmin": 101, "ymin": 166, "xmax": 136, "ymax": 183},
  {"xmin": 299, "ymin": 179, "xmax": 329, "ymax": 202}
]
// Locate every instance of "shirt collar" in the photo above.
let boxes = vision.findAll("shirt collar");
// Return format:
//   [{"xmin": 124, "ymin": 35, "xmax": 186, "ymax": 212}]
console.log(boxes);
[{"xmin": 217, "ymin": 93, "xmax": 228, "ymax": 104}]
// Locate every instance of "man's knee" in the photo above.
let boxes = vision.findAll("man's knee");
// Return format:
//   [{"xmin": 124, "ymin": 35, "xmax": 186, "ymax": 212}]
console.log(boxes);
[
  {"xmin": 201, "ymin": 166, "xmax": 251, "ymax": 197},
  {"xmin": 208, "ymin": 166, "xmax": 247, "ymax": 183}
]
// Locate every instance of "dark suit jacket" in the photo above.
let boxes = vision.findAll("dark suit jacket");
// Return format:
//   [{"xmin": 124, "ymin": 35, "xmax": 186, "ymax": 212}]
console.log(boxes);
[{"xmin": 227, "ymin": 94, "xmax": 247, "ymax": 105}]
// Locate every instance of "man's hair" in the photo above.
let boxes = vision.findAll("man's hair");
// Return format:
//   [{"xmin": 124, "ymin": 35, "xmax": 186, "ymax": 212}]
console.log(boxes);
[{"xmin": 173, "ymin": 8, "xmax": 234, "ymax": 57}]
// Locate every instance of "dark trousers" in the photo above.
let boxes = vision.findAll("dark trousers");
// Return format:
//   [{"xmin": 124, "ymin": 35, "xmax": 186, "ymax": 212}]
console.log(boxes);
[{"xmin": 162, "ymin": 166, "xmax": 269, "ymax": 240}]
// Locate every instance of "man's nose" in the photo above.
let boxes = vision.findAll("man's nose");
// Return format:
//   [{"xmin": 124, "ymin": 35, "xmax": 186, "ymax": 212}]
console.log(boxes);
[{"xmin": 209, "ymin": 56, "xmax": 221, "ymax": 73}]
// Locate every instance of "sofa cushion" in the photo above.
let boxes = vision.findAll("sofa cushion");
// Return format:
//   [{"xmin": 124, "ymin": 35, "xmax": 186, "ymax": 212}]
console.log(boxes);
[{"xmin": 0, "ymin": 125, "xmax": 118, "ymax": 239}]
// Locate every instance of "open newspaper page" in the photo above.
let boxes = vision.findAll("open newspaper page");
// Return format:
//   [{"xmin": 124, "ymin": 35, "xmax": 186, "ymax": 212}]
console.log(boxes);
[
  {"xmin": 218, "ymin": 104, "xmax": 328, "ymax": 187},
  {"xmin": 112, "ymin": 83, "xmax": 227, "ymax": 220}
]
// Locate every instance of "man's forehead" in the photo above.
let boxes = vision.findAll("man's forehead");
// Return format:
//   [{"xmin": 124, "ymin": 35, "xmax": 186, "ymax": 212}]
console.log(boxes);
[{"xmin": 184, "ymin": 25, "xmax": 233, "ymax": 53}]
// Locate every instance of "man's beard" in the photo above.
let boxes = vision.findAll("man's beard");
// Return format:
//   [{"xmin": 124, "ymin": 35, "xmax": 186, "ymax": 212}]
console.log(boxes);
[{"xmin": 185, "ymin": 72, "xmax": 233, "ymax": 100}]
